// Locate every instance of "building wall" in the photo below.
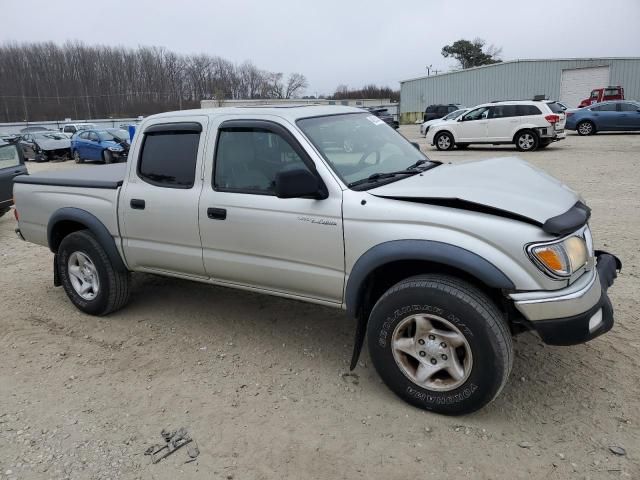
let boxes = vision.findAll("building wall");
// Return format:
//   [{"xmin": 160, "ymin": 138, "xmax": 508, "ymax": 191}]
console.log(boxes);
[{"xmin": 400, "ymin": 58, "xmax": 640, "ymax": 123}]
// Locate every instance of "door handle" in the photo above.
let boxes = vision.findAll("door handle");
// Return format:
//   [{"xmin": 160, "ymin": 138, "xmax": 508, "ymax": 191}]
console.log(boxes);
[
  {"xmin": 207, "ymin": 207, "xmax": 227, "ymax": 220},
  {"xmin": 130, "ymin": 199, "xmax": 145, "ymax": 210}
]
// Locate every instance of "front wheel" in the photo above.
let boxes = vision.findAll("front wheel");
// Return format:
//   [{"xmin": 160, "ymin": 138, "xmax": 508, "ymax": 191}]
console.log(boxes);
[
  {"xmin": 515, "ymin": 130, "xmax": 539, "ymax": 151},
  {"xmin": 367, "ymin": 275, "xmax": 513, "ymax": 415},
  {"xmin": 434, "ymin": 132, "xmax": 455, "ymax": 151},
  {"xmin": 57, "ymin": 230, "xmax": 130, "ymax": 316}
]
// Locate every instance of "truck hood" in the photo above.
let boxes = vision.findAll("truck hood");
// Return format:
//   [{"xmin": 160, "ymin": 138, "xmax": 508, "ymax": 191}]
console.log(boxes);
[{"xmin": 369, "ymin": 157, "xmax": 582, "ymax": 227}]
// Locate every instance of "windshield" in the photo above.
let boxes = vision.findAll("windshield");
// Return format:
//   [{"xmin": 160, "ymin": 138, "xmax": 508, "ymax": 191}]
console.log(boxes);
[
  {"xmin": 96, "ymin": 131, "xmax": 117, "ymax": 141},
  {"xmin": 443, "ymin": 109, "xmax": 467, "ymax": 120},
  {"xmin": 297, "ymin": 113, "xmax": 431, "ymax": 188}
]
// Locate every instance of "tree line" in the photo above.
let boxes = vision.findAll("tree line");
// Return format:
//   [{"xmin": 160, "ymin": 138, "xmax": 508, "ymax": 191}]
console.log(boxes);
[
  {"xmin": 0, "ymin": 41, "xmax": 309, "ymax": 122},
  {"xmin": 332, "ymin": 84, "xmax": 400, "ymax": 102}
]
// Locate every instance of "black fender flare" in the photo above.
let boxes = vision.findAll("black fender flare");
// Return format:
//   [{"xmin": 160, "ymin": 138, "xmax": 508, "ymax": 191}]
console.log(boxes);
[
  {"xmin": 345, "ymin": 240, "xmax": 514, "ymax": 369},
  {"xmin": 47, "ymin": 207, "xmax": 128, "ymax": 273}
]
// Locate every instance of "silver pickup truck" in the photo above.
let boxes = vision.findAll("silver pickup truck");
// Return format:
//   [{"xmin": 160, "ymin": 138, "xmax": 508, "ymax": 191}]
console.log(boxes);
[{"xmin": 13, "ymin": 106, "xmax": 621, "ymax": 414}]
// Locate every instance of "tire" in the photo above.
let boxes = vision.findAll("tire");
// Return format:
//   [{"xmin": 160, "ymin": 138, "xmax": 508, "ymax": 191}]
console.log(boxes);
[
  {"xmin": 367, "ymin": 274, "xmax": 513, "ymax": 415},
  {"xmin": 577, "ymin": 120, "xmax": 595, "ymax": 136},
  {"xmin": 434, "ymin": 132, "xmax": 455, "ymax": 151},
  {"xmin": 515, "ymin": 130, "xmax": 539, "ymax": 151},
  {"xmin": 103, "ymin": 150, "xmax": 113, "ymax": 164},
  {"xmin": 456, "ymin": 143, "xmax": 470, "ymax": 149},
  {"xmin": 57, "ymin": 230, "xmax": 130, "ymax": 316},
  {"xmin": 73, "ymin": 150, "xmax": 83, "ymax": 164}
]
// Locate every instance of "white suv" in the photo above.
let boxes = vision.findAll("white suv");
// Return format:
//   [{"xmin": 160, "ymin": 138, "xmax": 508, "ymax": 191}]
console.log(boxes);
[{"xmin": 426, "ymin": 100, "xmax": 566, "ymax": 151}]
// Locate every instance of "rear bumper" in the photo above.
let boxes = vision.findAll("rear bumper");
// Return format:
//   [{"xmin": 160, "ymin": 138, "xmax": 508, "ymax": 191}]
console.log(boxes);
[{"xmin": 511, "ymin": 252, "xmax": 621, "ymax": 345}]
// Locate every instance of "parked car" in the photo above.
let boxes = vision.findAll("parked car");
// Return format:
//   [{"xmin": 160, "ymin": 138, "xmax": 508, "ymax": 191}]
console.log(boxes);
[
  {"xmin": 565, "ymin": 100, "xmax": 640, "ymax": 135},
  {"xmin": 426, "ymin": 100, "xmax": 566, "ymax": 151},
  {"xmin": 61, "ymin": 123, "xmax": 97, "ymax": 135},
  {"xmin": 13, "ymin": 105, "xmax": 620, "ymax": 415},
  {"xmin": 105, "ymin": 128, "xmax": 132, "ymax": 145},
  {"xmin": 20, "ymin": 126, "xmax": 51, "ymax": 133},
  {"xmin": 71, "ymin": 129, "xmax": 129, "ymax": 164},
  {"xmin": 19, "ymin": 132, "xmax": 71, "ymax": 161},
  {"xmin": 364, "ymin": 107, "xmax": 399, "ymax": 129},
  {"xmin": 423, "ymin": 104, "xmax": 463, "ymax": 123},
  {"xmin": 578, "ymin": 86, "xmax": 624, "ymax": 108},
  {"xmin": 0, "ymin": 140, "xmax": 27, "ymax": 217},
  {"xmin": 420, "ymin": 108, "xmax": 469, "ymax": 136}
]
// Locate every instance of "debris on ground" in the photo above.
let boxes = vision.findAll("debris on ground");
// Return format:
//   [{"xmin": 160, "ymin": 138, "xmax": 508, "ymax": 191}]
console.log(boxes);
[
  {"xmin": 608, "ymin": 445, "xmax": 626, "ymax": 456},
  {"xmin": 144, "ymin": 427, "xmax": 199, "ymax": 464}
]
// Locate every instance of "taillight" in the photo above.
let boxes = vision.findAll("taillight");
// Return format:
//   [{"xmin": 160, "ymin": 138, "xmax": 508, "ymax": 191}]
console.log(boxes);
[{"xmin": 545, "ymin": 114, "xmax": 560, "ymax": 124}]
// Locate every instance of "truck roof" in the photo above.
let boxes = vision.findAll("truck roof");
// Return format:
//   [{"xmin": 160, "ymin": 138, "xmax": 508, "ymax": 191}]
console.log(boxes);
[{"xmin": 145, "ymin": 105, "xmax": 364, "ymax": 122}]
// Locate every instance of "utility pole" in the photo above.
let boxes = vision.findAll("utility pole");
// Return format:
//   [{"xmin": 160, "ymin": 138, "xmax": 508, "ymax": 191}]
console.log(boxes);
[{"xmin": 426, "ymin": 65, "xmax": 432, "ymax": 76}]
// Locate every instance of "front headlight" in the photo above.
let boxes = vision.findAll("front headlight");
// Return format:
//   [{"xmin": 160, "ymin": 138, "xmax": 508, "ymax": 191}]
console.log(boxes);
[
  {"xmin": 108, "ymin": 146, "xmax": 123, "ymax": 152},
  {"xmin": 528, "ymin": 234, "xmax": 589, "ymax": 277}
]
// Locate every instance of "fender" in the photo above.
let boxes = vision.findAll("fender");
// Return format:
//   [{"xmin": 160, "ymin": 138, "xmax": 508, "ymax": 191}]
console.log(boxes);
[
  {"xmin": 345, "ymin": 239, "xmax": 515, "ymax": 369},
  {"xmin": 47, "ymin": 207, "xmax": 128, "ymax": 273}
]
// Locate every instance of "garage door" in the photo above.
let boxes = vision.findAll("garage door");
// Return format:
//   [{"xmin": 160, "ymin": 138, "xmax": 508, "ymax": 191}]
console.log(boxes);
[{"xmin": 560, "ymin": 66, "xmax": 610, "ymax": 108}]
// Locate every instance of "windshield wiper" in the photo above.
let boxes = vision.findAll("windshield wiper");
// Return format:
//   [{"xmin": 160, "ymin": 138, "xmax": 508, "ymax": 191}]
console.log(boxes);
[{"xmin": 347, "ymin": 160, "xmax": 442, "ymax": 189}]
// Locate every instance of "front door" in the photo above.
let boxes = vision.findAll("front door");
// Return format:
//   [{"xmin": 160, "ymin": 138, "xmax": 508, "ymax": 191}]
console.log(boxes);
[
  {"xmin": 456, "ymin": 106, "xmax": 490, "ymax": 142},
  {"xmin": 0, "ymin": 143, "xmax": 27, "ymax": 210},
  {"xmin": 617, "ymin": 102, "xmax": 640, "ymax": 129},
  {"xmin": 198, "ymin": 118, "xmax": 345, "ymax": 303},
  {"xmin": 119, "ymin": 116, "xmax": 209, "ymax": 277}
]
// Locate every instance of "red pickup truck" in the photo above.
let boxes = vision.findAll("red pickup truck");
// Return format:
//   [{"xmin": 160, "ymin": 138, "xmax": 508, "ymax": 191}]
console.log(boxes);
[{"xmin": 578, "ymin": 86, "xmax": 624, "ymax": 108}]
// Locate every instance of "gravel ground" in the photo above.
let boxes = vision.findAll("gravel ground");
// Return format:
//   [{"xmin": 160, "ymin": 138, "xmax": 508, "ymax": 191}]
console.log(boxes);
[{"xmin": 1, "ymin": 130, "xmax": 638, "ymax": 479}]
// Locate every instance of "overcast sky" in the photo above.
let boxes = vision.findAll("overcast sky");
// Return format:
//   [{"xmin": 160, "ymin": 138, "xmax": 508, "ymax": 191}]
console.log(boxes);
[{"xmin": 2, "ymin": 0, "xmax": 639, "ymax": 96}]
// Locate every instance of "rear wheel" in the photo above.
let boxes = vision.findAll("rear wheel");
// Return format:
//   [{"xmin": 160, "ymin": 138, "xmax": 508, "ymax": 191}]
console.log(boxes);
[
  {"xmin": 367, "ymin": 274, "xmax": 513, "ymax": 415},
  {"xmin": 515, "ymin": 130, "xmax": 539, "ymax": 151},
  {"xmin": 435, "ymin": 132, "xmax": 455, "ymax": 151},
  {"xmin": 73, "ymin": 150, "xmax": 83, "ymax": 164},
  {"xmin": 577, "ymin": 120, "xmax": 595, "ymax": 136},
  {"xmin": 57, "ymin": 230, "xmax": 130, "ymax": 316}
]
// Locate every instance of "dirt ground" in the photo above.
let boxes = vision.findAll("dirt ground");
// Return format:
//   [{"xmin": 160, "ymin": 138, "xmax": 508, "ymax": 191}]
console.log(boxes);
[{"xmin": 1, "ymin": 130, "xmax": 638, "ymax": 480}]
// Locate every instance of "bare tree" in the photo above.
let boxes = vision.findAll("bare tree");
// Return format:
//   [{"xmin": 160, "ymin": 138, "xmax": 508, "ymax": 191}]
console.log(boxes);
[
  {"xmin": 285, "ymin": 73, "xmax": 308, "ymax": 98},
  {"xmin": 0, "ymin": 41, "xmax": 310, "ymax": 121}
]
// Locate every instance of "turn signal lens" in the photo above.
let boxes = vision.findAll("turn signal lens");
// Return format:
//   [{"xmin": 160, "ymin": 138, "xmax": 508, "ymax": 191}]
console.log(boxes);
[
  {"xmin": 529, "ymin": 235, "xmax": 589, "ymax": 278},
  {"xmin": 532, "ymin": 244, "xmax": 570, "ymax": 276}
]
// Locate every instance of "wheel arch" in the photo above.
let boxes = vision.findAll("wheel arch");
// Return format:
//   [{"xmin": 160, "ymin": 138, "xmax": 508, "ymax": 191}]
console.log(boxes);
[
  {"xmin": 47, "ymin": 207, "xmax": 127, "ymax": 272},
  {"xmin": 511, "ymin": 126, "xmax": 539, "ymax": 143},
  {"xmin": 344, "ymin": 240, "xmax": 515, "ymax": 369}
]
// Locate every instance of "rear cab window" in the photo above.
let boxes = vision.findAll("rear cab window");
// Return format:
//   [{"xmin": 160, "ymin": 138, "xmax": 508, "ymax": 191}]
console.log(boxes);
[{"xmin": 138, "ymin": 123, "xmax": 202, "ymax": 189}]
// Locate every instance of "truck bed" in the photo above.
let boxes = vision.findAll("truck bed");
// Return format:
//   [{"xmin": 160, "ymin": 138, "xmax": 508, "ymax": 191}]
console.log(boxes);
[
  {"xmin": 13, "ymin": 164, "xmax": 125, "ymax": 250},
  {"xmin": 14, "ymin": 163, "xmax": 127, "ymax": 189}
]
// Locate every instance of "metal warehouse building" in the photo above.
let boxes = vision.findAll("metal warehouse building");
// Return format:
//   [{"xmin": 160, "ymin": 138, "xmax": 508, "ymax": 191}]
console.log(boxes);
[{"xmin": 400, "ymin": 57, "xmax": 640, "ymax": 123}]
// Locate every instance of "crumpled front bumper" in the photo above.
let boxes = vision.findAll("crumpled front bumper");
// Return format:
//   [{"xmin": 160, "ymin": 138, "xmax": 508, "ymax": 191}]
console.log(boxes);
[{"xmin": 510, "ymin": 251, "xmax": 621, "ymax": 345}]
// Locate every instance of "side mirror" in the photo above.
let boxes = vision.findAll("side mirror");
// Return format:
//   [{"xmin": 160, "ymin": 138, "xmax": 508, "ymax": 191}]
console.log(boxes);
[
  {"xmin": 457, "ymin": 117, "xmax": 464, "ymax": 122},
  {"xmin": 411, "ymin": 142, "xmax": 421, "ymax": 151},
  {"xmin": 275, "ymin": 168, "xmax": 326, "ymax": 199}
]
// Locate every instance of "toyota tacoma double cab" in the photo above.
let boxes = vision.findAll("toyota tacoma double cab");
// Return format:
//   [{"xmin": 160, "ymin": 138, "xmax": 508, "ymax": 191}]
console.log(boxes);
[{"xmin": 13, "ymin": 106, "xmax": 621, "ymax": 414}]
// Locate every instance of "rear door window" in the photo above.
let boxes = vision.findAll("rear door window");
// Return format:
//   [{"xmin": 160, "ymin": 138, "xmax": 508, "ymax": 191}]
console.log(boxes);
[
  {"xmin": 437, "ymin": 106, "xmax": 449, "ymax": 115},
  {"xmin": 138, "ymin": 126, "xmax": 201, "ymax": 189},
  {"xmin": 492, "ymin": 105, "xmax": 518, "ymax": 118},
  {"xmin": 591, "ymin": 103, "xmax": 617, "ymax": 112}
]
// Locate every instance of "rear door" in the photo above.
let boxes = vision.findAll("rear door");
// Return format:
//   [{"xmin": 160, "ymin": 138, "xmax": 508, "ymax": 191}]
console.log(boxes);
[
  {"xmin": 119, "ymin": 116, "xmax": 209, "ymax": 276},
  {"xmin": 0, "ymin": 143, "xmax": 27, "ymax": 209},
  {"xmin": 486, "ymin": 105, "xmax": 517, "ymax": 141},
  {"xmin": 590, "ymin": 103, "xmax": 618, "ymax": 130}
]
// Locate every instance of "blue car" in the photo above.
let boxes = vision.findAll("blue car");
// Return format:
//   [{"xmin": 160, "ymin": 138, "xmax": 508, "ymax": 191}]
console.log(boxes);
[
  {"xmin": 566, "ymin": 100, "xmax": 640, "ymax": 135},
  {"xmin": 71, "ymin": 129, "xmax": 129, "ymax": 164}
]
